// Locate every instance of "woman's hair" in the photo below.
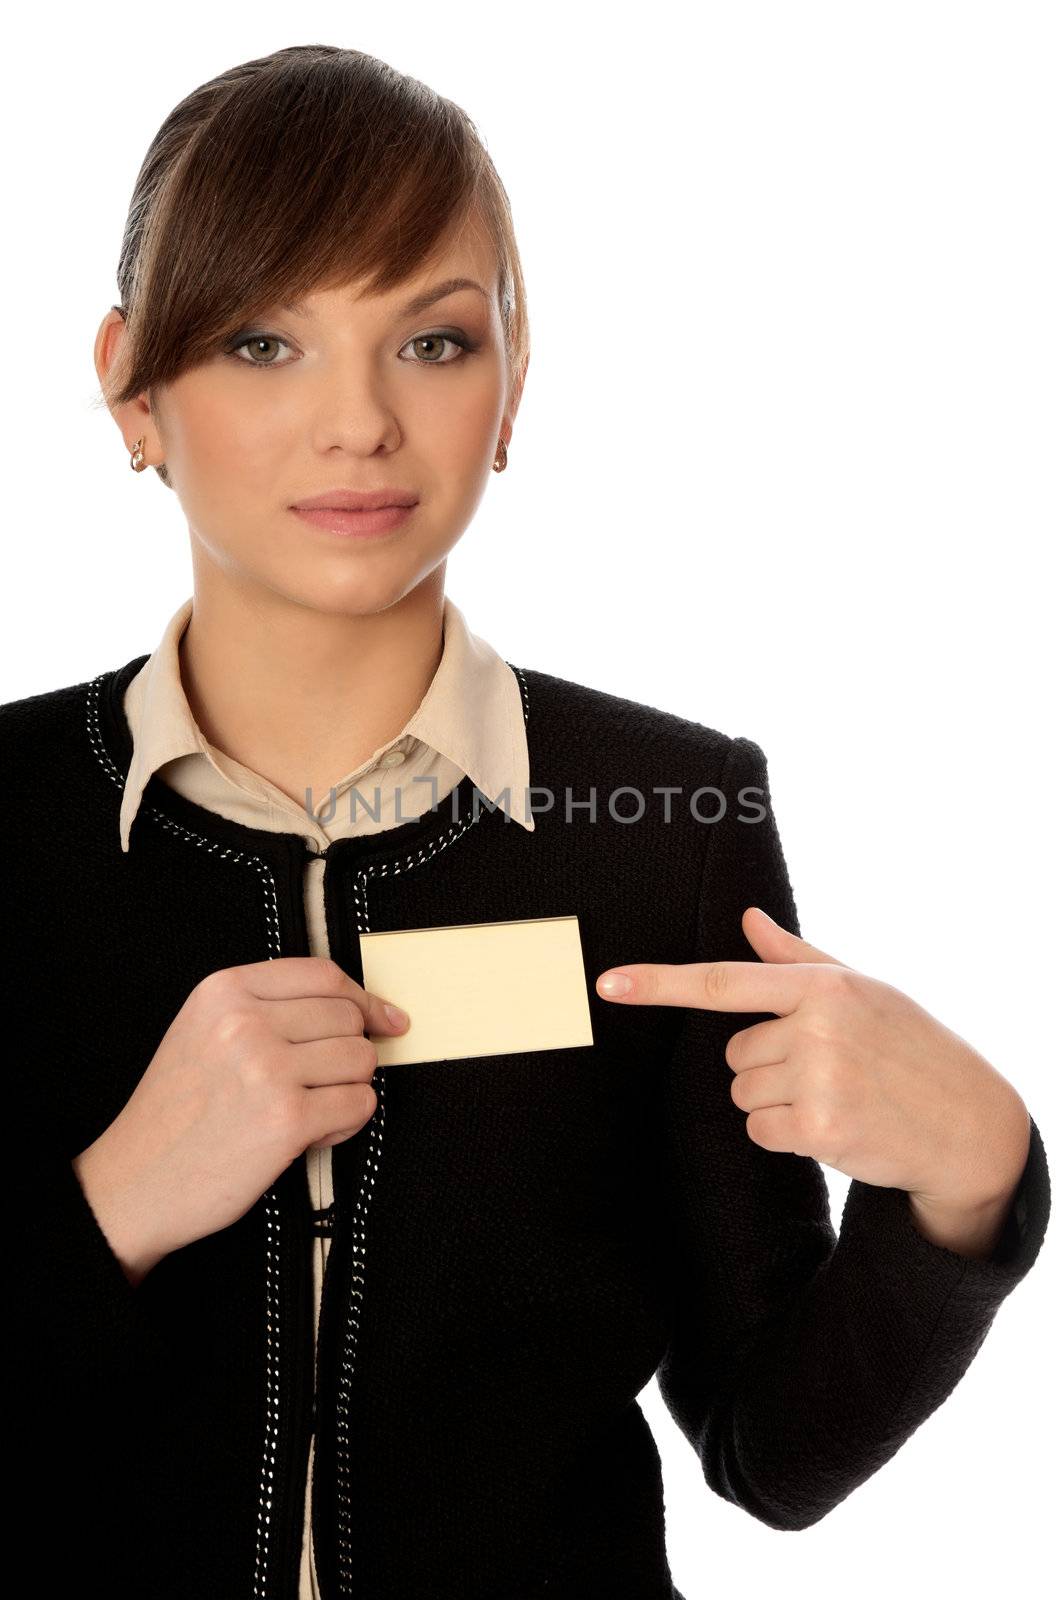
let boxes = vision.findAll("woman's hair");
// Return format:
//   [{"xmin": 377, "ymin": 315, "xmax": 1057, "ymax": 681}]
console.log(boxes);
[{"xmin": 96, "ymin": 44, "xmax": 530, "ymax": 488}]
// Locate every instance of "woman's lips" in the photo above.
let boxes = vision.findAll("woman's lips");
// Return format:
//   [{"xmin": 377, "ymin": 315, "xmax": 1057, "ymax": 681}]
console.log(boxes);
[{"xmin": 290, "ymin": 504, "xmax": 416, "ymax": 537}]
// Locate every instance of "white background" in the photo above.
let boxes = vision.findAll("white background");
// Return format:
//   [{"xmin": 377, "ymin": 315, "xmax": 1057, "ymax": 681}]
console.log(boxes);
[{"xmin": 2, "ymin": 3, "xmax": 1059, "ymax": 1594}]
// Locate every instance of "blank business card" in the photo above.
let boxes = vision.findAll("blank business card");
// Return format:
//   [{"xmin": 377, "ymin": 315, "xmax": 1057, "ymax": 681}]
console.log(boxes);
[{"xmin": 359, "ymin": 914, "xmax": 594, "ymax": 1066}]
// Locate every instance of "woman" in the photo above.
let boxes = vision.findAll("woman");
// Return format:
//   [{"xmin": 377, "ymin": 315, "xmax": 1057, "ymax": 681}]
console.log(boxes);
[{"xmin": 8, "ymin": 42, "xmax": 1049, "ymax": 1600}]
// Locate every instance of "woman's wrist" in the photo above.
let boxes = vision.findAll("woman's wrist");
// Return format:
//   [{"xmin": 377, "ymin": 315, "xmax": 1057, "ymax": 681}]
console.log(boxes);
[{"xmin": 71, "ymin": 1137, "xmax": 168, "ymax": 1287}]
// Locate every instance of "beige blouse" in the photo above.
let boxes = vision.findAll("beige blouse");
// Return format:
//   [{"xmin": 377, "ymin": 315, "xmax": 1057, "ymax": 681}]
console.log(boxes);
[{"xmin": 120, "ymin": 592, "xmax": 534, "ymax": 1598}]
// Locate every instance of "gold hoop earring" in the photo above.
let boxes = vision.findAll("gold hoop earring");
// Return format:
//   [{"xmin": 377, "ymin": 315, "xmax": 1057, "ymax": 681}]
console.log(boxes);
[
  {"xmin": 492, "ymin": 438, "xmax": 508, "ymax": 473},
  {"xmin": 130, "ymin": 436, "xmax": 148, "ymax": 473}
]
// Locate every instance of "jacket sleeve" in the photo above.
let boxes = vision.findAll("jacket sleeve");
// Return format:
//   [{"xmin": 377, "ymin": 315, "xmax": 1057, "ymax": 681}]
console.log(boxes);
[
  {"xmin": 21, "ymin": 1146, "xmax": 158, "ymax": 1392},
  {"xmin": 14, "ymin": 1134, "xmax": 161, "ymax": 1470},
  {"xmin": 654, "ymin": 735, "xmax": 1052, "ymax": 1532},
  {"xmin": 12, "ymin": 1136, "xmax": 162, "ymax": 1580}
]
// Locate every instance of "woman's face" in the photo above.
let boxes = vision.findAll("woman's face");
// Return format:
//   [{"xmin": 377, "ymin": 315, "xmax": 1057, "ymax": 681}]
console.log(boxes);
[{"xmin": 97, "ymin": 213, "xmax": 525, "ymax": 616}]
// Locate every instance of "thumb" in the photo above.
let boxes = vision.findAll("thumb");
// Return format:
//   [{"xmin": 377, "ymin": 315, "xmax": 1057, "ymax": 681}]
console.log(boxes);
[{"xmin": 741, "ymin": 906, "xmax": 847, "ymax": 967}]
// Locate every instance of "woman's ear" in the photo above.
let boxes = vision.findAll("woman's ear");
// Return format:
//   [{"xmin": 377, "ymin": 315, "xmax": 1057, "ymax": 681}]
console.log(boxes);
[
  {"xmin": 503, "ymin": 350, "xmax": 531, "ymax": 439},
  {"xmin": 94, "ymin": 307, "xmax": 166, "ymax": 478}
]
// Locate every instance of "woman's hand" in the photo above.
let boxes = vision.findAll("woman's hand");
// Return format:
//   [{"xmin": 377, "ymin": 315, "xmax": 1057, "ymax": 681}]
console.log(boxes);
[
  {"xmin": 72, "ymin": 956, "xmax": 410, "ymax": 1285},
  {"xmin": 596, "ymin": 907, "xmax": 1030, "ymax": 1241}
]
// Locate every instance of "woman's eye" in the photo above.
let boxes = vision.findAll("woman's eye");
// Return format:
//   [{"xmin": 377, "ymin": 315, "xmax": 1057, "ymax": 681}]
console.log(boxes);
[
  {"xmin": 228, "ymin": 333, "xmax": 295, "ymax": 368},
  {"xmin": 399, "ymin": 332, "xmax": 472, "ymax": 366}
]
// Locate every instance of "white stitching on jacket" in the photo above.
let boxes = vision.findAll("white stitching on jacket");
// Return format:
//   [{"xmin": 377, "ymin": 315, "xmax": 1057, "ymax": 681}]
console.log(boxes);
[{"xmin": 331, "ymin": 662, "xmax": 531, "ymax": 1595}]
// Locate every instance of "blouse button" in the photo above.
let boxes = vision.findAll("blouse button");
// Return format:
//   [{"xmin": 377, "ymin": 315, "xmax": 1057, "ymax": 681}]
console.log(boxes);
[{"xmin": 379, "ymin": 749, "xmax": 406, "ymax": 768}]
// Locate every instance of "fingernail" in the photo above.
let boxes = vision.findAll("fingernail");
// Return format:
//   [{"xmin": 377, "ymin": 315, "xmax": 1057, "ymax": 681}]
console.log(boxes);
[
  {"xmin": 385, "ymin": 1003, "xmax": 409, "ymax": 1028},
  {"xmin": 598, "ymin": 972, "xmax": 633, "ymax": 996}
]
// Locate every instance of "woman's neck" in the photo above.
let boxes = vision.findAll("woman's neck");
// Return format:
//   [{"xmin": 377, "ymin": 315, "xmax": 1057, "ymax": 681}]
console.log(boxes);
[{"xmin": 177, "ymin": 568, "xmax": 447, "ymax": 810}]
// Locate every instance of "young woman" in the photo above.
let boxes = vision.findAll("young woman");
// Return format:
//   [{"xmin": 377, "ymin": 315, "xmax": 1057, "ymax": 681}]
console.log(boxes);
[{"xmin": 8, "ymin": 42, "xmax": 1049, "ymax": 1600}]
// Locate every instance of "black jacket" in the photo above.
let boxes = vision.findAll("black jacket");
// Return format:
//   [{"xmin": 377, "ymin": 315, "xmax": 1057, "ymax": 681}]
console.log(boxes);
[{"xmin": 7, "ymin": 654, "xmax": 1050, "ymax": 1599}]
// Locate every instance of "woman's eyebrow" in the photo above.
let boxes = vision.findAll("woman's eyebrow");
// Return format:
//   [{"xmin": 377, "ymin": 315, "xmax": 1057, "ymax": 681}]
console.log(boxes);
[{"xmin": 279, "ymin": 277, "xmax": 489, "ymax": 320}]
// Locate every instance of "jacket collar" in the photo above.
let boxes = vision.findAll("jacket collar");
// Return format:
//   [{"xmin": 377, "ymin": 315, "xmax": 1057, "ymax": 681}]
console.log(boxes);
[{"xmin": 116, "ymin": 593, "xmax": 534, "ymax": 854}]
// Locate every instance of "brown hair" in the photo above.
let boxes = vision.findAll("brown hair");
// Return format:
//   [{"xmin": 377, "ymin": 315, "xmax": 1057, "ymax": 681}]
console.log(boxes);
[{"xmin": 95, "ymin": 43, "xmax": 530, "ymax": 488}]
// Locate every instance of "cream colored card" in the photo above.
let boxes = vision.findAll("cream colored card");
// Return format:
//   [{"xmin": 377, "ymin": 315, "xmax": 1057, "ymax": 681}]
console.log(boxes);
[{"xmin": 359, "ymin": 914, "xmax": 594, "ymax": 1066}]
